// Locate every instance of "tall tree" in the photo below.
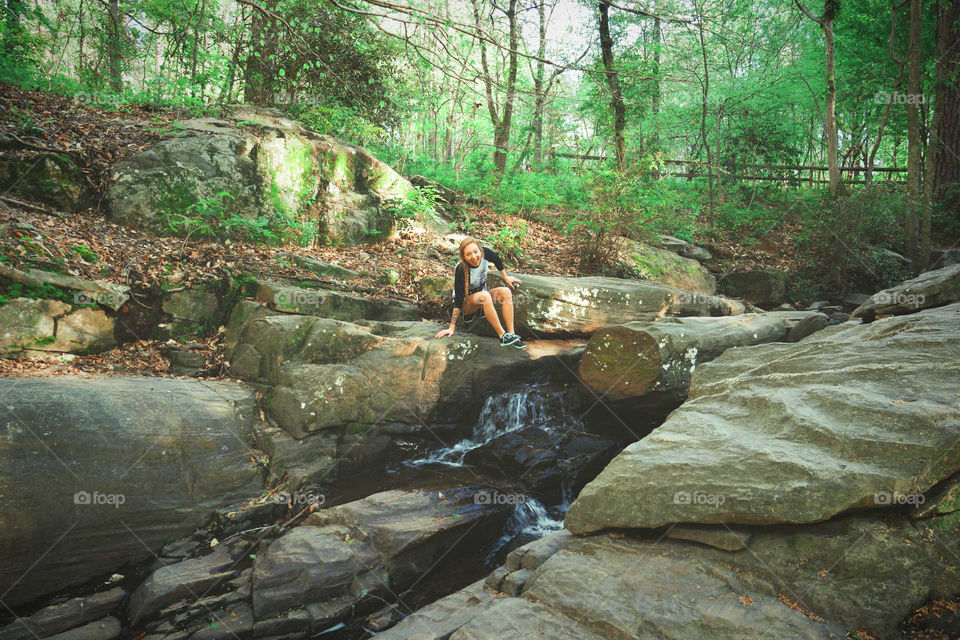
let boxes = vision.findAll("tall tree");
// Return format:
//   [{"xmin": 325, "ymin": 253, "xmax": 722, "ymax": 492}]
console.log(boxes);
[
  {"xmin": 598, "ymin": 0, "xmax": 626, "ymax": 171},
  {"xmin": 794, "ymin": 0, "xmax": 842, "ymax": 197},
  {"xmin": 905, "ymin": 0, "xmax": 926, "ymax": 269},
  {"xmin": 929, "ymin": 0, "xmax": 960, "ymax": 210},
  {"xmin": 472, "ymin": 0, "xmax": 519, "ymax": 179}
]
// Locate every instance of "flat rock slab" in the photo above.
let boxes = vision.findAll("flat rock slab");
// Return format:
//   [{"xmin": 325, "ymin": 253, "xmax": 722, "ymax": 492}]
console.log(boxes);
[
  {"xmin": 450, "ymin": 597, "xmax": 604, "ymax": 639},
  {"xmin": 0, "ymin": 376, "xmax": 262, "ymax": 607},
  {"xmin": 42, "ymin": 616, "xmax": 122, "ymax": 640},
  {"xmin": 252, "ymin": 487, "xmax": 510, "ymax": 620},
  {"xmin": 372, "ymin": 579, "xmax": 496, "ymax": 640},
  {"xmin": 566, "ymin": 304, "xmax": 960, "ymax": 532},
  {"xmin": 522, "ymin": 534, "xmax": 843, "ymax": 640},
  {"xmin": 0, "ymin": 587, "xmax": 126, "ymax": 640},
  {"xmin": 254, "ymin": 279, "xmax": 420, "ymax": 322},
  {"xmin": 852, "ymin": 263, "xmax": 960, "ymax": 319},
  {"xmin": 578, "ymin": 312, "xmax": 824, "ymax": 403},
  {"xmin": 481, "ymin": 272, "xmax": 744, "ymax": 337},
  {"xmin": 128, "ymin": 548, "xmax": 237, "ymax": 624}
]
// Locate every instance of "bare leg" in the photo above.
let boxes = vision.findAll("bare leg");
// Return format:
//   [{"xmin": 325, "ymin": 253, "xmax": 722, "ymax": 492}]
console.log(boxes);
[
  {"xmin": 475, "ymin": 291, "xmax": 505, "ymax": 337},
  {"xmin": 491, "ymin": 287, "xmax": 515, "ymax": 334}
]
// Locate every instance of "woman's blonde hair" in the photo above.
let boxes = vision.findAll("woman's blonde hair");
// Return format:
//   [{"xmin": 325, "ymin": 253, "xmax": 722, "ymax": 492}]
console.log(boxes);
[{"xmin": 458, "ymin": 237, "xmax": 481, "ymax": 306}]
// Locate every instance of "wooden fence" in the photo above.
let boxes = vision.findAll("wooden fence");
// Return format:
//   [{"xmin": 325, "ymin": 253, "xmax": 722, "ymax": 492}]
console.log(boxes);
[{"xmin": 548, "ymin": 152, "xmax": 908, "ymax": 185}]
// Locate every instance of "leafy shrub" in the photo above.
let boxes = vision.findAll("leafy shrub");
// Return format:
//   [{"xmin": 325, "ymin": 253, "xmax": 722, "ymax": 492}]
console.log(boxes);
[
  {"xmin": 793, "ymin": 184, "xmax": 909, "ymax": 296},
  {"xmin": 384, "ymin": 185, "xmax": 441, "ymax": 232}
]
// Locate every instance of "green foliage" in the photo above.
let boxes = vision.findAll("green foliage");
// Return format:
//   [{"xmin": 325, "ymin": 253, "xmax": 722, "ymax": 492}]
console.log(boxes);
[
  {"xmin": 68, "ymin": 244, "xmax": 99, "ymax": 263},
  {"xmin": 483, "ymin": 221, "xmax": 527, "ymax": 262},
  {"xmin": 0, "ymin": 281, "xmax": 77, "ymax": 306},
  {"xmin": 158, "ymin": 189, "xmax": 315, "ymax": 246},
  {"xmin": 793, "ymin": 185, "xmax": 910, "ymax": 296},
  {"xmin": 383, "ymin": 186, "xmax": 441, "ymax": 232}
]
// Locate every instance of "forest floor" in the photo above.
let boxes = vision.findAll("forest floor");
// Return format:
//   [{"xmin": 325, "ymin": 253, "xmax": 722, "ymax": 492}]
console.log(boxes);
[{"xmin": 1, "ymin": 83, "xmax": 801, "ymax": 380}]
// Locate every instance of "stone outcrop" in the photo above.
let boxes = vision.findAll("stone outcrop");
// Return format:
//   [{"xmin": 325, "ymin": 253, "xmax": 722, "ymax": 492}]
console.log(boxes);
[
  {"xmin": 225, "ymin": 301, "xmax": 585, "ymax": 485},
  {"xmin": 106, "ymin": 105, "xmax": 412, "ymax": 245},
  {"xmin": 0, "ymin": 376, "xmax": 262, "ymax": 607},
  {"xmin": 852, "ymin": 263, "xmax": 960, "ymax": 319},
  {"xmin": 718, "ymin": 269, "xmax": 790, "ymax": 307},
  {"xmin": 566, "ymin": 304, "xmax": 960, "ymax": 532},
  {"xmin": 578, "ymin": 311, "xmax": 827, "ymax": 403},
  {"xmin": 619, "ymin": 237, "xmax": 717, "ymax": 295},
  {"xmin": 473, "ymin": 272, "xmax": 744, "ymax": 338}
]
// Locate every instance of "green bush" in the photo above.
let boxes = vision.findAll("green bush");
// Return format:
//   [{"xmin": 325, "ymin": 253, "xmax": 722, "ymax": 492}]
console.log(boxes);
[
  {"xmin": 792, "ymin": 184, "xmax": 909, "ymax": 296},
  {"xmin": 384, "ymin": 185, "xmax": 441, "ymax": 232}
]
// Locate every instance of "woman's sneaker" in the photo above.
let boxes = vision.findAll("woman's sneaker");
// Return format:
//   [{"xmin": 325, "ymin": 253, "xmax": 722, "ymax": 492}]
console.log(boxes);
[
  {"xmin": 511, "ymin": 336, "xmax": 528, "ymax": 349},
  {"xmin": 499, "ymin": 332, "xmax": 520, "ymax": 346}
]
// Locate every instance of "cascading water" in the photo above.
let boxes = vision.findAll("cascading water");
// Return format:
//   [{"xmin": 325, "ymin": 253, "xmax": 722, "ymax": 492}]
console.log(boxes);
[
  {"xmin": 408, "ymin": 383, "xmax": 584, "ymax": 562},
  {"xmin": 406, "ymin": 384, "xmax": 583, "ymax": 468},
  {"xmin": 485, "ymin": 497, "xmax": 565, "ymax": 564}
]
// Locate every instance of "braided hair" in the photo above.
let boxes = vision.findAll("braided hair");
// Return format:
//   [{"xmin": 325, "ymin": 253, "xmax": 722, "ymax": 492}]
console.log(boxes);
[{"xmin": 458, "ymin": 237, "xmax": 481, "ymax": 307}]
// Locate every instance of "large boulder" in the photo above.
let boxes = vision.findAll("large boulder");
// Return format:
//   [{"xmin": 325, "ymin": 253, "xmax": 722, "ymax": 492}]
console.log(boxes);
[
  {"xmin": 718, "ymin": 269, "xmax": 790, "ymax": 308},
  {"xmin": 252, "ymin": 278, "xmax": 420, "ymax": 322},
  {"xmin": 227, "ymin": 311, "xmax": 583, "ymax": 440},
  {"xmin": 619, "ymin": 237, "xmax": 716, "ymax": 295},
  {"xmin": 852, "ymin": 263, "xmax": 960, "ymax": 319},
  {"xmin": 252, "ymin": 487, "xmax": 511, "ymax": 619},
  {"xmin": 106, "ymin": 105, "xmax": 411, "ymax": 245},
  {"xmin": 578, "ymin": 311, "xmax": 826, "ymax": 404},
  {"xmin": 381, "ymin": 504, "xmax": 960, "ymax": 640},
  {"xmin": 565, "ymin": 303, "xmax": 960, "ymax": 532},
  {"xmin": 0, "ymin": 152, "xmax": 88, "ymax": 212},
  {"xmin": 475, "ymin": 272, "xmax": 744, "ymax": 338},
  {"xmin": 0, "ymin": 376, "xmax": 262, "ymax": 607}
]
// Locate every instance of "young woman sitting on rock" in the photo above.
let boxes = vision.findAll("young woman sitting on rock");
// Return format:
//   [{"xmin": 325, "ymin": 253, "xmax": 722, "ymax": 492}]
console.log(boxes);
[{"xmin": 433, "ymin": 237, "xmax": 526, "ymax": 349}]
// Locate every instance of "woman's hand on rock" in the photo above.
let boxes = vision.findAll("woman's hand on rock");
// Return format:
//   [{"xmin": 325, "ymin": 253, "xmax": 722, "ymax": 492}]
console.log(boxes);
[{"xmin": 435, "ymin": 328, "xmax": 454, "ymax": 339}]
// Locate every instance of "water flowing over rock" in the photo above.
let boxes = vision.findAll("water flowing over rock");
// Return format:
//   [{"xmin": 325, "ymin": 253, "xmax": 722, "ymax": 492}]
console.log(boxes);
[
  {"xmin": 566, "ymin": 303, "xmax": 960, "ymax": 533},
  {"xmin": 105, "ymin": 105, "xmax": 411, "ymax": 245},
  {"xmin": 0, "ymin": 376, "xmax": 262, "ymax": 607},
  {"xmin": 227, "ymin": 308, "xmax": 584, "ymax": 442}
]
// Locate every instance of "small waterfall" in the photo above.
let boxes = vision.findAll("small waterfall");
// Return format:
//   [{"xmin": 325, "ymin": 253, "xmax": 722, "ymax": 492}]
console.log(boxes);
[
  {"xmin": 485, "ymin": 497, "xmax": 564, "ymax": 564},
  {"xmin": 406, "ymin": 385, "xmax": 582, "ymax": 468}
]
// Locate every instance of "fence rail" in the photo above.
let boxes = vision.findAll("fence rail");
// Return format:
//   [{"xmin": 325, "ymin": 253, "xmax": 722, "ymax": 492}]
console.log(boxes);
[{"xmin": 548, "ymin": 152, "xmax": 908, "ymax": 185}]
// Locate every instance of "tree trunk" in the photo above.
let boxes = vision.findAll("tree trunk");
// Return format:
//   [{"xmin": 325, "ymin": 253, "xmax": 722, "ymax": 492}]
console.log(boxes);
[
  {"xmin": 107, "ymin": 0, "xmax": 123, "ymax": 92},
  {"xmin": 599, "ymin": 1, "xmax": 626, "ymax": 172},
  {"xmin": 906, "ymin": 0, "xmax": 923, "ymax": 270},
  {"xmin": 243, "ymin": 0, "xmax": 278, "ymax": 106},
  {"xmin": 493, "ymin": 0, "xmax": 519, "ymax": 177},
  {"xmin": 533, "ymin": 0, "xmax": 547, "ymax": 168},
  {"xmin": 823, "ymin": 1, "xmax": 841, "ymax": 197},
  {"xmin": 930, "ymin": 0, "xmax": 960, "ymax": 211},
  {"xmin": 696, "ymin": 2, "xmax": 714, "ymax": 213}
]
